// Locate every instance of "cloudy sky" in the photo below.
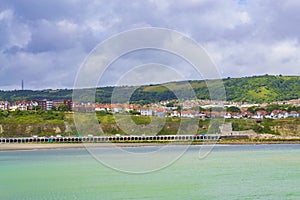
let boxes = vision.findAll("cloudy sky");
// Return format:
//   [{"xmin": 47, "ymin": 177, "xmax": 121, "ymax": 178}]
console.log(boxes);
[{"xmin": 0, "ymin": 0, "xmax": 299, "ymax": 90}]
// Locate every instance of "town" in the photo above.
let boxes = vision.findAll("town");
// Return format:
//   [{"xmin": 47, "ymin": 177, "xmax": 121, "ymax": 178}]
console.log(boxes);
[{"xmin": 0, "ymin": 98, "xmax": 299, "ymax": 120}]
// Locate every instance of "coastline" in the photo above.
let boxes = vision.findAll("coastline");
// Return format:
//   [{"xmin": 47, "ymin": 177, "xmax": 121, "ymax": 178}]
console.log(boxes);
[
  {"xmin": 1, "ymin": 140, "xmax": 300, "ymax": 151},
  {"xmin": 0, "ymin": 143, "xmax": 167, "ymax": 151}
]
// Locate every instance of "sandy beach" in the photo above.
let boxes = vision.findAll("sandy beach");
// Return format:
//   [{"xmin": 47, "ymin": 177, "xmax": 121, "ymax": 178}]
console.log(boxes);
[
  {"xmin": 0, "ymin": 142, "xmax": 169, "ymax": 151},
  {"xmin": 1, "ymin": 139, "xmax": 300, "ymax": 151}
]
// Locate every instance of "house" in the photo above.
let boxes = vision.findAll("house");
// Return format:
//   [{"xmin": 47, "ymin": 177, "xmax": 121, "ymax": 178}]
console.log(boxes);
[
  {"xmin": 269, "ymin": 110, "xmax": 287, "ymax": 119},
  {"xmin": 0, "ymin": 100, "xmax": 10, "ymax": 110},
  {"xmin": 181, "ymin": 110, "xmax": 197, "ymax": 118},
  {"xmin": 154, "ymin": 108, "xmax": 166, "ymax": 117},
  {"xmin": 252, "ymin": 112, "xmax": 263, "ymax": 119},
  {"xmin": 123, "ymin": 104, "xmax": 137, "ymax": 112},
  {"xmin": 199, "ymin": 113, "xmax": 206, "ymax": 119},
  {"xmin": 277, "ymin": 111, "xmax": 288, "ymax": 119},
  {"xmin": 11, "ymin": 100, "xmax": 38, "ymax": 111},
  {"xmin": 95, "ymin": 103, "xmax": 106, "ymax": 111},
  {"xmin": 170, "ymin": 110, "xmax": 180, "ymax": 117},
  {"xmin": 110, "ymin": 104, "xmax": 123, "ymax": 113},
  {"xmin": 288, "ymin": 111, "xmax": 299, "ymax": 118},
  {"xmin": 139, "ymin": 109, "xmax": 153, "ymax": 116},
  {"xmin": 224, "ymin": 113, "xmax": 232, "ymax": 119},
  {"xmin": 233, "ymin": 114, "xmax": 243, "ymax": 119}
]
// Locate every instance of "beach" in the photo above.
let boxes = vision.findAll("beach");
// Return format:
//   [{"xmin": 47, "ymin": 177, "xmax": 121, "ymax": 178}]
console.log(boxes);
[
  {"xmin": 1, "ymin": 139, "xmax": 300, "ymax": 151},
  {"xmin": 0, "ymin": 142, "xmax": 169, "ymax": 151}
]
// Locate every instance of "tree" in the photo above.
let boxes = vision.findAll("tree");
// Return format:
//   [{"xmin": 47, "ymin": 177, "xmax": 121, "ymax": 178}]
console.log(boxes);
[
  {"xmin": 12, "ymin": 109, "xmax": 23, "ymax": 116},
  {"xmin": 58, "ymin": 104, "xmax": 67, "ymax": 111},
  {"xmin": 199, "ymin": 106, "xmax": 206, "ymax": 112},
  {"xmin": 226, "ymin": 106, "xmax": 241, "ymax": 113},
  {"xmin": 129, "ymin": 110, "xmax": 141, "ymax": 115},
  {"xmin": 247, "ymin": 106, "xmax": 256, "ymax": 114},
  {"xmin": 0, "ymin": 110, "xmax": 9, "ymax": 119},
  {"xmin": 232, "ymin": 122, "xmax": 239, "ymax": 131},
  {"xmin": 177, "ymin": 105, "xmax": 182, "ymax": 114},
  {"xmin": 166, "ymin": 102, "xmax": 174, "ymax": 107},
  {"xmin": 51, "ymin": 106, "xmax": 57, "ymax": 111},
  {"xmin": 33, "ymin": 105, "xmax": 42, "ymax": 111}
]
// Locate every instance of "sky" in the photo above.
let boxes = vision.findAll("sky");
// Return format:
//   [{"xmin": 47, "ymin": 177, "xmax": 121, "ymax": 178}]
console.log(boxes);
[{"xmin": 0, "ymin": 0, "xmax": 300, "ymax": 90}]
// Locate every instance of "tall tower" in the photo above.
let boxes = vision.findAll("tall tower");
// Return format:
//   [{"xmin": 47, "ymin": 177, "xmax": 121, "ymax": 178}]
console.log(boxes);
[{"xmin": 22, "ymin": 80, "xmax": 24, "ymax": 90}]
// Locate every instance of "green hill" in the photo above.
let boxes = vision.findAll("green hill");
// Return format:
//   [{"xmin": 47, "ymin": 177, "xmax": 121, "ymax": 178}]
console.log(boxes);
[
  {"xmin": 0, "ymin": 75, "xmax": 299, "ymax": 104},
  {"xmin": 223, "ymin": 75, "xmax": 300, "ymax": 103}
]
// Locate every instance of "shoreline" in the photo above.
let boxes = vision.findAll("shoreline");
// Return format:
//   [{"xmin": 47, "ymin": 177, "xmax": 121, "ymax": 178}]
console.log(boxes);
[
  {"xmin": 0, "ymin": 143, "xmax": 168, "ymax": 151},
  {"xmin": 1, "ymin": 140, "xmax": 300, "ymax": 151}
]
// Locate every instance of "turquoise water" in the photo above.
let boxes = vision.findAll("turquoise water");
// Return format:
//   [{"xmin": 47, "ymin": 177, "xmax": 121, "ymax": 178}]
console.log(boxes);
[{"xmin": 0, "ymin": 145, "xmax": 299, "ymax": 199}]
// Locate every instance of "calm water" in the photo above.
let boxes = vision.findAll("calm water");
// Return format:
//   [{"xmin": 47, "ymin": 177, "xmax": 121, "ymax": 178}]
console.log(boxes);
[{"xmin": 0, "ymin": 145, "xmax": 299, "ymax": 199}]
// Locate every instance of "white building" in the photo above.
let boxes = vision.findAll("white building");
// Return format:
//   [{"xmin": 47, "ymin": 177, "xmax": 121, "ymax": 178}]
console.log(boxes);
[
  {"xmin": 0, "ymin": 101, "xmax": 10, "ymax": 110},
  {"xmin": 139, "ymin": 109, "xmax": 153, "ymax": 116}
]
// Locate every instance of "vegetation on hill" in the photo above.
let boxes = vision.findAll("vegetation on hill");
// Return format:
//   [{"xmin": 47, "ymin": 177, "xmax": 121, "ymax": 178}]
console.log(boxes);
[
  {"xmin": 0, "ymin": 110, "xmax": 65, "ymax": 137},
  {"xmin": 232, "ymin": 117, "xmax": 300, "ymax": 136},
  {"xmin": 0, "ymin": 75, "xmax": 299, "ymax": 104},
  {"xmin": 0, "ymin": 89, "xmax": 72, "ymax": 103},
  {"xmin": 0, "ymin": 111, "xmax": 299, "ymax": 137},
  {"xmin": 224, "ymin": 75, "xmax": 300, "ymax": 103}
]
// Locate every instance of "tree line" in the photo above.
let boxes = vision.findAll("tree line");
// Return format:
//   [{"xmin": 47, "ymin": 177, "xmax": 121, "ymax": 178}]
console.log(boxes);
[{"xmin": 0, "ymin": 75, "xmax": 299, "ymax": 104}]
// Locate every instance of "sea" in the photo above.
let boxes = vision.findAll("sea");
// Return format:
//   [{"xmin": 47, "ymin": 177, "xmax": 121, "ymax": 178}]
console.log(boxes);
[{"xmin": 0, "ymin": 144, "xmax": 299, "ymax": 200}]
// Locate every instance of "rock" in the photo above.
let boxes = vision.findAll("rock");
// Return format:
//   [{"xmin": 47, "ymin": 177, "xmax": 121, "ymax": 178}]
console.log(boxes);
[
  {"xmin": 25, "ymin": 126, "xmax": 33, "ymax": 135},
  {"xmin": 54, "ymin": 126, "xmax": 61, "ymax": 134},
  {"xmin": 64, "ymin": 122, "xmax": 72, "ymax": 133}
]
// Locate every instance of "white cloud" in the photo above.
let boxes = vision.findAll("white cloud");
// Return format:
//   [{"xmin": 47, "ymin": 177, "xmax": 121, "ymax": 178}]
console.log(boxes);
[
  {"xmin": 0, "ymin": 9, "xmax": 12, "ymax": 20},
  {"xmin": 56, "ymin": 20, "xmax": 78, "ymax": 34}
]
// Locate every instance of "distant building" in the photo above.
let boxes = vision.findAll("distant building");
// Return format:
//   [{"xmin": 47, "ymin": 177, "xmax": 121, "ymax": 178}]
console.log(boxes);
[
  {"xmin": 52, "ymin": 100, "xmax": 64, "ymax": 109},
  {"xmin": 52, "ymin": 100, "xmax": 72, "ymax": 111},
  {"xmin": 64, "ymin": 100, "xmax": 73, "ymax": 111},
  {"xmin": 170, "ymin": 111, "xmax": 180, "ymax": 117},
  {"xmin": 38, "ymin": 99, "xmax": 53, "ymax": 111},
  {"xmin": 11, "ymin": 100, "xmax": 38, "ymax": 111},
  {"xmin": 288, "ymin": 111, "xmax": 299, "ymax": 118},
  {"xmin": 0, "ymin": 100, "xmax": 10, "ymax": 110},
  {"xmin": 139, "ymin": 109, "xmax": 153, "ymax": 116},
  {"xmin": 154, "ymin": 108, "xmax": 166, "ymax": 117},
  {"xmin": 110, "ymin": 104, "xmax": 123, "ymax": 113}
]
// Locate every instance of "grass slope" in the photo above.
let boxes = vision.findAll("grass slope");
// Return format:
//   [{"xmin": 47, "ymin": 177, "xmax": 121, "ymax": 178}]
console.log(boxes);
[{"xmin": 0, "ymin": 75, "xmax": 299, "ymax": 103}]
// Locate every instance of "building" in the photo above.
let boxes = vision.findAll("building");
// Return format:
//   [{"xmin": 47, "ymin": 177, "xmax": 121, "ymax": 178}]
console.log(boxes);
[
  {"xmin": 0, "ymin": 100, "xmax": 10, "ymax": 110},
  {"xmin": 52, "ymin": 100, "xmax": 73, "ymax": 111},
  {"xmin": 139, "ymin": 109, "xmax": 153, "ymax": 116},
  {"xmin": 154, "ymin": 108, "xmax": 166, "ymax": 117},
  {"xmin": 11, "ymin": 100, "xmax": 38, "ymax": 111},
  {"xmin": 63, "ymin": 100, "xmax": 73, "ymax": 111},
  {"xmin": 38, "ymin": 99, "xmax": 53, "ymax": 111},
  {"xmin": 110, "ymin": 104, "xmax": 123, "ymax": 113},
  {"xmin": 52, "ymin": 100, "xmax": 64, "ymax": 109}
]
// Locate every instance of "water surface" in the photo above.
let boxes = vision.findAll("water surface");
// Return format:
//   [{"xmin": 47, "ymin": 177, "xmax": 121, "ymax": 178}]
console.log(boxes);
[{"xmin": 0, "ymin": 144, "xmax": 299, "ymax": 199}]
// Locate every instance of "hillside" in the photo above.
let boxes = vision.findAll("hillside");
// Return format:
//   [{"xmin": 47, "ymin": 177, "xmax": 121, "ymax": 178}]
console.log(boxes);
[
  {"xmin": 0, "ymin": 111, "xmax": 299, "ymax": 138},
  {"xmin": 0, "ymin": 75, "xmax": 299, "ymax": 104}
]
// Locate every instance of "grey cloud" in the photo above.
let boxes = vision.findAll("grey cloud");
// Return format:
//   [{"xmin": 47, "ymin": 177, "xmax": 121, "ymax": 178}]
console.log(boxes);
[{"xmin": 0, "ymin": 0, "xmax": 300, "ymax": 90}]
